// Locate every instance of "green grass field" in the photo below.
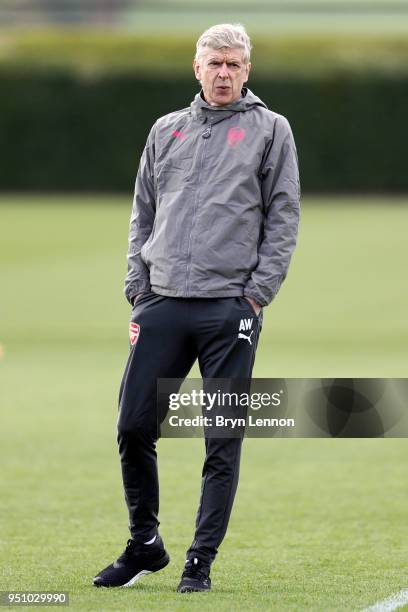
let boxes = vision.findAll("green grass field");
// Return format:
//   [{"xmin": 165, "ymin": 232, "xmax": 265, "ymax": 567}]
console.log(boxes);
[{"xmin": 1, "ymin": 196, "xmax": 407, "ymax": 611}]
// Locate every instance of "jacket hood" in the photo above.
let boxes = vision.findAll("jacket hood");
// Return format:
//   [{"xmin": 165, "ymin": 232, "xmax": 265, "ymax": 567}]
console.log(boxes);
[{"xmin": 190, "ymin": 87, "xmax": 268, "ymax": 123}]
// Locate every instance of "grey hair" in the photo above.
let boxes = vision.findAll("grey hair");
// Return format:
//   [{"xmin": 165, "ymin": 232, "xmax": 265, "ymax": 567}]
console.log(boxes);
[{"xmin": 195, "ymin": 23, "xmax": 252, "ymax": 64}]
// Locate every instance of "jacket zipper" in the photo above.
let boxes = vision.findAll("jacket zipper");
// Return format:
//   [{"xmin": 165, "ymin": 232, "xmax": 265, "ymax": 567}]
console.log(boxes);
[{"xmin": 184, "ymin": 122, "xmax": 212, "ymax": 294}]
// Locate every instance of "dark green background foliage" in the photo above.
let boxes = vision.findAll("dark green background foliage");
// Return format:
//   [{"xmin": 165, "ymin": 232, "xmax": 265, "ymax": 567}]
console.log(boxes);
[{"xmin": 1, "ymin": 32, "xmax": 407, "ymax": 192}]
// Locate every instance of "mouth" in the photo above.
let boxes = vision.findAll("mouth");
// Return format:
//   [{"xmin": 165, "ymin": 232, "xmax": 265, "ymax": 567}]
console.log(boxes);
[{"xmin": 215, "ymin": 85, "xmax": 231, "ymax": 92}]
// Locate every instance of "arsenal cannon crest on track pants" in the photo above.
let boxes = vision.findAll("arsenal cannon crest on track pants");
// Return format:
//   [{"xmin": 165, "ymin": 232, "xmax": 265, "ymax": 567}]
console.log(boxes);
[{"xmin": 117, "ymin": 292, "xmax": 262, "ymax": 564}]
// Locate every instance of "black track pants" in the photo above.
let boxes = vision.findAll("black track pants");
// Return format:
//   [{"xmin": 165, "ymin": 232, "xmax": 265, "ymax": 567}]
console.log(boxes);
[{"xmin": 117, "ymin": 293, "xmax": 262, "ymax": 564}]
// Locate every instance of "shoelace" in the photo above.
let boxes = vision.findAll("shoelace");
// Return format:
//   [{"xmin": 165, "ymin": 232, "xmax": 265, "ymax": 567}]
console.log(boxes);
[
  {"xmin": 125, "ymin": 539, "xmax": 137, "ymax": 553},
  {"xmin": 117, "ymin": 539, "xmax": 137, "ymax": 560},
  {"xmin": 123, "ymin": 537, "xmax": 159, "ymax": 556},
  {"xmin": 183, "ymin": 557, "xmax": 209, "ymax": 582},
  {"xmin": 114, "ymin": 539, "xmax": 137, "ymax": 564}
]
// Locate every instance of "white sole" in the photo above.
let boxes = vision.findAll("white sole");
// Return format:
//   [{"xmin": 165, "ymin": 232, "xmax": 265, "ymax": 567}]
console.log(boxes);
[{"xmin": 121, "ymin": 569, "xmax": 152, "ymax": 588}]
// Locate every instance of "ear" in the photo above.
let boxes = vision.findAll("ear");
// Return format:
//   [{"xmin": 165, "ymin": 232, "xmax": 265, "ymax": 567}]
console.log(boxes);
[
  {"xmin": 243, "ymin": 61, "xmax": 252, "ymax": 83},
  {"xmin": 193, "ymin": 58, "xmax": 201, "ymax": 81}
]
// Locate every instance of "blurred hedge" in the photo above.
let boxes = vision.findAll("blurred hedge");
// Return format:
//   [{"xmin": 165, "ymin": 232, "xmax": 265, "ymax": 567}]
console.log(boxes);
[
  {"xmin": 1, "ymin": 32, "xmax": 407, "ymax": 192},
  {"xmin": 1, "ymin": 68, "xmax": 407, "ymax": 192},
  {"xmin": 2, "ymin": 31, "xmax": 408, "ymax": 77}
]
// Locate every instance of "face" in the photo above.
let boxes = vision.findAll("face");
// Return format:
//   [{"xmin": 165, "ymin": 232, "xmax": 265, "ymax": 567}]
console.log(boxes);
[{"xmin": 193, "ymin": 47, "xmax": 251, "ymax": 107}]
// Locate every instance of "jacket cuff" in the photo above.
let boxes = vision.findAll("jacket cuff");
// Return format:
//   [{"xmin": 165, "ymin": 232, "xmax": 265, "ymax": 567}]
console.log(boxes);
[
  {"xmin": 125, "ymin": 282, "xmax": 151, "ymax": 305},
  {"xmin": 244, "ymin": 276, "xmax": 284, "ymax": 307}
]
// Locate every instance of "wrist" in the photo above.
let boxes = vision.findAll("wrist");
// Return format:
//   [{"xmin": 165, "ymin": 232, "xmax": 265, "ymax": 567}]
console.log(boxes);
[{"xmin": 244, "ymin": 295, "xmax": 262, "ymax": 315}]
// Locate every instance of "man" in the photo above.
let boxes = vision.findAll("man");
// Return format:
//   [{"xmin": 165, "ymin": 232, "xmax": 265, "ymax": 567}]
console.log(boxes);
[{"xmin": 93, "ymin": 23, "xmax": 300, "ymax": 593}]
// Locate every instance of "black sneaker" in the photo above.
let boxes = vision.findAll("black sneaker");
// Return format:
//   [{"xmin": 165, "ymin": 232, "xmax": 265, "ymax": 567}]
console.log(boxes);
[
  {"xmin": 93, "ymin": 535, "xmax": 169, "ymax": 588},
  {"xmin": 177, "ymin": 556, "xmax": 211, "ymax": 593}
]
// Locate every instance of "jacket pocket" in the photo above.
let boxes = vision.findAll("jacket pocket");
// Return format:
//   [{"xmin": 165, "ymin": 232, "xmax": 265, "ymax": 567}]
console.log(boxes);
[{"xmin": 141, "ymin": 216, "xmax": 158, "ymax": 265}]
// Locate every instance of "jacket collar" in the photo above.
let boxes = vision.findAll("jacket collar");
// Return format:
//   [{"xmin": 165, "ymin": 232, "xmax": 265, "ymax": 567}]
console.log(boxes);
[
  {"xmin": 190, "ymin": 87, "xmax": 267, "ymax": 123},
  {"xmin": 191, "ymin": 87, "xmax": 247, "ymax": 123}
]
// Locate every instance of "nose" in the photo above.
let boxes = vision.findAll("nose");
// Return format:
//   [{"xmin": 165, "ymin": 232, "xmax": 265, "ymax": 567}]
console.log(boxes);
[{"xmin": 218, "ymin": 62, "xmax": 229, "ymax": 79}]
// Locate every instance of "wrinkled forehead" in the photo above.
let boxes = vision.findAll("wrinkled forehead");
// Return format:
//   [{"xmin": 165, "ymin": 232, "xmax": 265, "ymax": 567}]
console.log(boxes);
[{"xmin": 201, "ymin": 47, "xmax": 246, "ymax": 63}]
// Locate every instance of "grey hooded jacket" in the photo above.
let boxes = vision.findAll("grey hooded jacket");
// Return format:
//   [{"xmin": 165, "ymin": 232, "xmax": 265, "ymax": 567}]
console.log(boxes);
[{"xmin": 125, "ymin": 87, "xmax": 300, "ymax": 307}]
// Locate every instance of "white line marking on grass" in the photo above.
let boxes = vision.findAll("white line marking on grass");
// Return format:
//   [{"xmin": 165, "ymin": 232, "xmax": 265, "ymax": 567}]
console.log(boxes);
[{"xmin": 363, "ymin": 589, "xmax": 408, "ymax": 612}]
